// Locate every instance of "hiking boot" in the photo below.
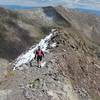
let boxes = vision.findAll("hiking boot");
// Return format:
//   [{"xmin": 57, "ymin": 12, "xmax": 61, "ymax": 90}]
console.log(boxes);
[
  {"xmin": 39, "ymin": 65, "xmax": 41, "ymax": 68},
  {"xmin": 37, "ymin": 65, "xmax": 41, "ymax": 68}
]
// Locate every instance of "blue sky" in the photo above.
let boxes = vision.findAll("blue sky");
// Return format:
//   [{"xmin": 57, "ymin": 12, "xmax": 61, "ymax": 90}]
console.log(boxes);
[{"xmin": 0, "ymin": 0, "xmax": 100, "ymax": 10}]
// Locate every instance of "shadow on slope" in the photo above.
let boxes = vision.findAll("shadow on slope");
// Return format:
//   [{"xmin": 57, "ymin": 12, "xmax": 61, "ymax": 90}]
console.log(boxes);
[
  {"xmin": 0, "ymin": 25, "xmax": 34, "ymax": 61},
  {"xmin": 42, "ymin": 6, "xmax": 71, "ymax": 27},
  {"xmin": 0, "ymin": 7, "xmax": 39, "ymax": 60}
]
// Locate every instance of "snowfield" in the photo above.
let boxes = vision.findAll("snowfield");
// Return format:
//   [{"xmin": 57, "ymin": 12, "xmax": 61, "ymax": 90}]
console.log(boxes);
[{"xmin": 13, "ymin": 29, "xmax": 57, "ymax": 70}]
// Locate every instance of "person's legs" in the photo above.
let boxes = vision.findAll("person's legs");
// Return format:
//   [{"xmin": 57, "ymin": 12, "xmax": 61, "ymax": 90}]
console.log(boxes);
[
  {"xmin": 37, "ymin": 56, "xmax": 42, "ymax": 68},
  {"xmin": 39, "ymin": 56, "xmax": 42, "ymax": 68},
  {"xmin": 37, "ymin": 56, "xmax": 40, "ymax": 67}
]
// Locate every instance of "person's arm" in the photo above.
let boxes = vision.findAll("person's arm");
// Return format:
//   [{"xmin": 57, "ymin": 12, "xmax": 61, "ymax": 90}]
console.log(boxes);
[{"xmin": 42, "ymin": 51, "xmax": 44, "ymax": 57}]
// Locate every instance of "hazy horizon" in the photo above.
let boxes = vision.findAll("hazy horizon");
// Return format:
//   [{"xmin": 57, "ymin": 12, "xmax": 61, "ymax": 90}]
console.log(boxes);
[
  {"xmin": 0, "ymin": 0, "xmax": 100, "ymax": 10},
  {"xmin": 0, "ymin": 0, "xmax": 100, "ymax": 15}
]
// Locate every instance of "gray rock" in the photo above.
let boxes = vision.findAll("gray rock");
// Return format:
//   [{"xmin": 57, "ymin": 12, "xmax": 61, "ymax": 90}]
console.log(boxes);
[{"xmin": 23, "ymin": 88, "xmax": 33, "ymax": 99}]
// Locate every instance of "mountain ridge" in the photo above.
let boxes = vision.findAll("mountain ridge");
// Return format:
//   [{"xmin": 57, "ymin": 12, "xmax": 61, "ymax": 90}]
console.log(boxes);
[{"xmin": 0, "ymin": 6, "xmax": 100, "ymax": 100}]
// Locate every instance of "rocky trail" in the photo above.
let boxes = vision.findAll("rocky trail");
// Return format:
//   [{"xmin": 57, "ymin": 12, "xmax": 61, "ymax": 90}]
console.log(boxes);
[
  {"xmin": 0, "ymin": 28, "xmax": 99, "ymax": 100},
  {"xmin": 0, "ymin": 29, "xmax": 79, "ymax": 100}
]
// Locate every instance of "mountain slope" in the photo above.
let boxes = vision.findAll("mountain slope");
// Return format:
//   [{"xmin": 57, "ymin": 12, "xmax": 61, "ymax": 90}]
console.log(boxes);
[
  {"xmin": 0, "ymin": 6, "xmax": 100, "ymax": 100},
  {"xmin": 0, "ymin": 28, "xmax": 100, "ymax": 100},
  {"xmin": 1, "ymin": 6, "xmax": 100, "ymax": 60},
  {"xmin": 55, "ymin": 6, "xmax": 100, "ymax": 45},
  {"xmin": 0, "ymin": 7, "xmax": 40, "ymax": 60},
  {"xmin": 54, "ymin": 6, "xmax": 100, "ymax": 58},
  {"xmin": 52, "ymin": 29, "xmax": 100, "ymax": 100},
  {"xmin": 0, "ymin": 6, "xmax": 72, "ymax": 60}
]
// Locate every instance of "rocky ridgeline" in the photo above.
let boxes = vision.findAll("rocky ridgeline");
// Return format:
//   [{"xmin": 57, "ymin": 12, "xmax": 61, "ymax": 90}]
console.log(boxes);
[
  {"xmin": 0, "ymin": 6, "xmax": 100, "ymax": 100},
  {"xmin": 0, "ymin": 28, "xmax": 99, "ymax": 100},
  {"xmin": 0, "ymin": 29, "xmax": 79, "ymax": 100},
  {"xmin": 12, "ymin": 29, "xmax": 72, "ymax": 100},
  {"xmin": 20, "ymin": 29, "xmax": 95, "ymax": 100}
]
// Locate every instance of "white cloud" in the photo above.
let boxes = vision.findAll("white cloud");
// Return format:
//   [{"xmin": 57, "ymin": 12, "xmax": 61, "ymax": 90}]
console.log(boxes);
[{"xmin": 63, "ymin": 0, "xmax": 100, "ymax": 10}]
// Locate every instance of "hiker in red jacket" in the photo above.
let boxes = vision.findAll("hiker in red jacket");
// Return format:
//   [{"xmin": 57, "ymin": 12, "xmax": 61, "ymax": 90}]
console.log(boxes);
[{"xmin": 34, "ymin": 46, "xmax": 44, "ymax": 68}]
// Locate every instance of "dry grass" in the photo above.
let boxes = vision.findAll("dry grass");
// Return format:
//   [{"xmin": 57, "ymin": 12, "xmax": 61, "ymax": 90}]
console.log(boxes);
[{"xmin": 4, "ymin": 71, "xmax": 15, "ymax": 78}]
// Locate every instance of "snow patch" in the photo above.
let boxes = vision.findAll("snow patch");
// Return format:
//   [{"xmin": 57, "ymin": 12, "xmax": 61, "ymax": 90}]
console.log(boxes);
[
  {"xmin": 50, "ymin": 43, "xmax": 57, "ymax": 48},
  {"xmin": 13, "ymin": 30, "xmax": 57, "ymax": 70}
]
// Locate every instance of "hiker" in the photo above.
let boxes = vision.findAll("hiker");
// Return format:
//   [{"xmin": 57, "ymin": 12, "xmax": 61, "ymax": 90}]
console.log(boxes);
[{"xmin": 34, "ymin": 46, "xmax": 44, "ymax": 68}]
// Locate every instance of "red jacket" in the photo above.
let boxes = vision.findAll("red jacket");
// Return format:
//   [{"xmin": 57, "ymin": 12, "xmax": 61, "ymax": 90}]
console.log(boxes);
[{"xmin": 35, "ymin": 50, "xmax": 44, "ymax": 57}]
